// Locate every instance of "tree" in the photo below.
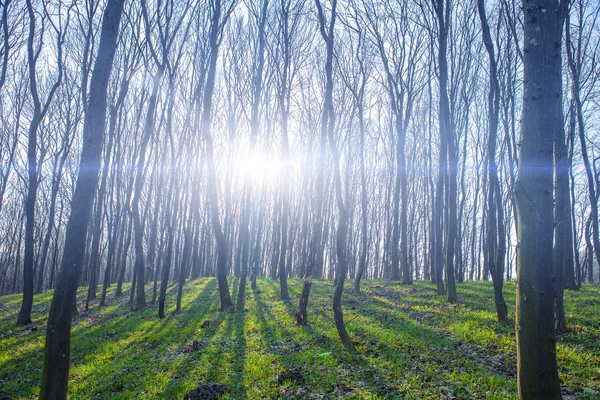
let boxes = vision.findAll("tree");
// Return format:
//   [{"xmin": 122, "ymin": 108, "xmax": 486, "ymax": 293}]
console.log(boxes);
[
  {"xmin": 16, "ymin": 0, "xmax": 68, "ymax": 326},
  {"xmin": 514, "ymin": 0, "xmax": 568, "ymax": 398},
  {"xmin": 337, "ymin": 8, "xmax": 370, "ymax": 293},
  {"xmin": 296, "ymin": 0, "xmax": 335, "ymax": 326},
  {"xmin": 477, "ymin": 0, "xmax": 508, "ymax": 324},
  {"xmin": 431, "ymin": 0, "xmax": 457, "ymax": 303},
  {"xmin": 237, "ymin": 0, "xmax": 270, "ymax": 311},
  {"xmin": 566, "ymin": 0, "xmax": 600, "ymax": 285},
  {"xmin": 362, "ymin": 0, "xmax": 424, "ymax": 285},
  {"xmin": 203, "ymin": 0, "xmax": 237, "ymax": 313},
  {"xmin": 39, "ymin": 0, "xmax": 125, "ymax": 397}
]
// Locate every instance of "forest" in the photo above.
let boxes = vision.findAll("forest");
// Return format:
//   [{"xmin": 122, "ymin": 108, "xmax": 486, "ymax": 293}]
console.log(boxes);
[{"xmin": 0, "ymin": 0, "xmax": 598, "ymax": 399}]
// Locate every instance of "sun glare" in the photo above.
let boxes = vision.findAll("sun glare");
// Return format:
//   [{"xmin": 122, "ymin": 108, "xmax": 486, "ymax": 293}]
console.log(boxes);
[{"xmin": 236, "ymin": 154, "xmax": 281, "ymax": 183}]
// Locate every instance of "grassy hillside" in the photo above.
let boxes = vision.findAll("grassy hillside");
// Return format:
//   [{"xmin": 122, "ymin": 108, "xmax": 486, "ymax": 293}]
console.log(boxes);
[{"xmin": 0, "ymin": 279, "xmax": 598, "ymax": 399}]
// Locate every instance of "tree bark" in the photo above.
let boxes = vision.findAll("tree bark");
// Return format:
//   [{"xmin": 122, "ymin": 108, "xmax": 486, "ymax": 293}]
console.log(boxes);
[
  {"xmin": 18, "ymin": 0, "xmax": 64, "ymax": 326},
  {"xmin": 203, "ymin": 0, "xmax": 233, "ymax": 312},
  {"xmin": 39, "ymin": 0, "xmax": 124, "ymax": 397},
  {"xmin": 478, "ymin": 0, "xmax": 508, "ymax": 324},
  {"xmin": 433, "ymin": 0, "xmax": 457, "ymax": 304},
  {"xmin": 514, "ymin": 0, "xmax": 566, "ymax": 398}
]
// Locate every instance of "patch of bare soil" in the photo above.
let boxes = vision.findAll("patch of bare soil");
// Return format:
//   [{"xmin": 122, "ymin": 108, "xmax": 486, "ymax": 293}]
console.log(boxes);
[
  {"xmin": 183, "ymin": 383, "xmax": 228, "ymax": 400},
  {"xmin": 278, "ymin": 368, "xmax": 305, "ymax": 384}
]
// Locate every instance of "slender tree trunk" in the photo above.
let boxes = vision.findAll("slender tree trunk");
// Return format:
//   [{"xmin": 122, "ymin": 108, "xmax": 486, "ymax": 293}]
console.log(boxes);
[
  {"xmin": 297, "ymin": 0, "xmax": 336, "ymax": 326},
  {"xmin": 585, "ymin": 215, "xmax": 593, "ymax": 282},
  {"xmin": 354, "ymin": 90, "xmax": 368, "ymax": 292},
  {"xmin": 566, "ymin": 8, "xmax": 598, "ymax": 283},
  {"xmin": 86, "ymin": 79, "xmax": 125, "ymax": 307},
  {"xmin": 115, "ymin": 215, "xmax": 132, "ymax": 296},
  {"xmin": 554, "ymin": 92, "xmax": 570, "ymax": 332},
  {"xmin": 18, "ymin": 0, "xmax": 64, "ymax": 326},
  {"xmin": 433, "ymin": 0, "xmax": 457, "ymax": 303},
  {"xmin": 131, "ymin": 66, "xmax": 165, "ymax": 311},
  {"xmin": 478, "ymin": 0, "xmax": 508, "ymax": 324},
  {"xmin": 36, "ymin": 143, "xmax": 69, "ymax": 294},
  {"xmin": 203, "ymin": 0, "xmax": 233, "ymax": 312},
  {"xmin": 237, "ymin": 0, "xmax": 269, "ymax": 310}
]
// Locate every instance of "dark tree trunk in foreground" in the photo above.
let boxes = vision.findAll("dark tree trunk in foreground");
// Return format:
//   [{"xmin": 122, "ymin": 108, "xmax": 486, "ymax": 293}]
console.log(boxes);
[
  {"xmin": 39, "ymin": 0, "xmax": 124, "ymax": 398},
  {"xmin": 514, "ymin": 0, "xmax": 566, "ymax": 398}
]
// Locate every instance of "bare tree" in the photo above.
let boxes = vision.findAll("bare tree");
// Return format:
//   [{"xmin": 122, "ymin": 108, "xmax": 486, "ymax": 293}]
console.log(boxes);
[
  {"xmin": 203, "ymin": 0, "xmax": 237, "ymax": 312},
  {"xmin": 17, "ymin": 0, "xmax": 69, "ymax": 326},
  {"xmin": 477, "ymin": 0, "xmax": 508, "ymax": 324},
  {"xmin": 236, "ymin": 0, "xmax": 270, "ymax": 311},
  {"xmin": 514, "ymin": 0, "xmax": 568, "ymax": 397},
  {"xmin": 39, "ymin": 0, "xmax": 125, "ymax": 397}
]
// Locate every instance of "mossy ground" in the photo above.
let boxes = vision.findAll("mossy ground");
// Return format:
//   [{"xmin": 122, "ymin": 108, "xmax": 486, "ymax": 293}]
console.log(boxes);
[{"xmin": 0, "ymin": 278, "xmax": 598, "ymax": 399}]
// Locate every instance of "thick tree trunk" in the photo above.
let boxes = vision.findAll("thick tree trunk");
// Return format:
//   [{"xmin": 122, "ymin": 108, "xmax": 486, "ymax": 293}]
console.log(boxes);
[
  {"xmin": 39, "ymin": 0, "xmax": 124, "ymax": 397},
  {"xmin": 514, "ymin": 0, "xmax": 565, "ymax": 398}
]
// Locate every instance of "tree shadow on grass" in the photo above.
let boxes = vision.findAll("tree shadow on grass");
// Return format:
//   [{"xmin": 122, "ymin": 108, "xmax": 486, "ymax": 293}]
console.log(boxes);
[
  {"xmin": 66, "ymin": 279, "xmax": 220, "ymax": 395},
  {"xmin": 251, "ymin": 278, "xmax": 397, "ymax": 398},
  {"xmin": 257, "ymin": 277, "xmax": 518, "ymax": 399},
  {"xmin": 157, "ymin": 277, "xmax": 246, "ymax": 399},
  {"xmin": 346, "ymin": 285, "xmax": 519, "ymax": 398}
]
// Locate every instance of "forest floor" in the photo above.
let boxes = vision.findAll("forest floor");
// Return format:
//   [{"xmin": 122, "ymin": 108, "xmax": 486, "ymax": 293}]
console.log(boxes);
[{"xmin": 0, "ymin": 278, "xmax": 598, "ymax": 399}]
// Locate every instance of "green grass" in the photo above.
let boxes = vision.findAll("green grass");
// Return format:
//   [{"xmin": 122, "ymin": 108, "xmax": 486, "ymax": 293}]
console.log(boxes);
[{"xmin": 0, "ymin": 279, "xmax": 598, "ymax": 399}]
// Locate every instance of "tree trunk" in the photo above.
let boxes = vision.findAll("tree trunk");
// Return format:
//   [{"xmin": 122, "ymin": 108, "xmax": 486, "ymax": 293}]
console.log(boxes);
[
  {"xmin": 18, "ymin": 0, "xmax": 64, "ymax": 326},
  {"xmin": 354, "ymin": 85, "xmax": 368, "ymax": 292},
  {"xmin": 203, "ymin": 0, "xmax": 233, "ymax": 312},
  {"xmin": 39, "ymin": 0, "xmax": 124, "ymax": 397},
  {"xmin": 566, "ymin": 7, "xmax": 595, "ymax": 287},
  {"xmin": 478, "ymin": 0, "xmax": 508, "ymax": 324},
  {"xmin": 514, "ymin": 0, "xmax": 565, "ymax": 397},
  {"xmin": 296, "ymin": 0, "xmax": 335, "ymax": 326},
  {"xmin": 434, "ymin": 0, "xmax": 457, "ymax": 304}
]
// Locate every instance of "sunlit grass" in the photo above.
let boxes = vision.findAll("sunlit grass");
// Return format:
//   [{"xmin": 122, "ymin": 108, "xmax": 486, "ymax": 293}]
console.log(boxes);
[{"xmin": 0, "ymin": 278, "xmax": 598, "ymax": 399}]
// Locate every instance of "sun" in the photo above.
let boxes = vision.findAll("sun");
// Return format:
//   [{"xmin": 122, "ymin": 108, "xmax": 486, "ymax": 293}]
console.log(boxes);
[{"xmin": 236, "ymin": 153, "xmax": 281, "ymax": 183}]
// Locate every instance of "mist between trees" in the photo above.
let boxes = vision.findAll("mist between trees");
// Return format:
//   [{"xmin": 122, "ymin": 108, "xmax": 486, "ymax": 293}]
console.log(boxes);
[{"xmin": 0, "ymin": 0, "xmax": 596, "ymax": 399}]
